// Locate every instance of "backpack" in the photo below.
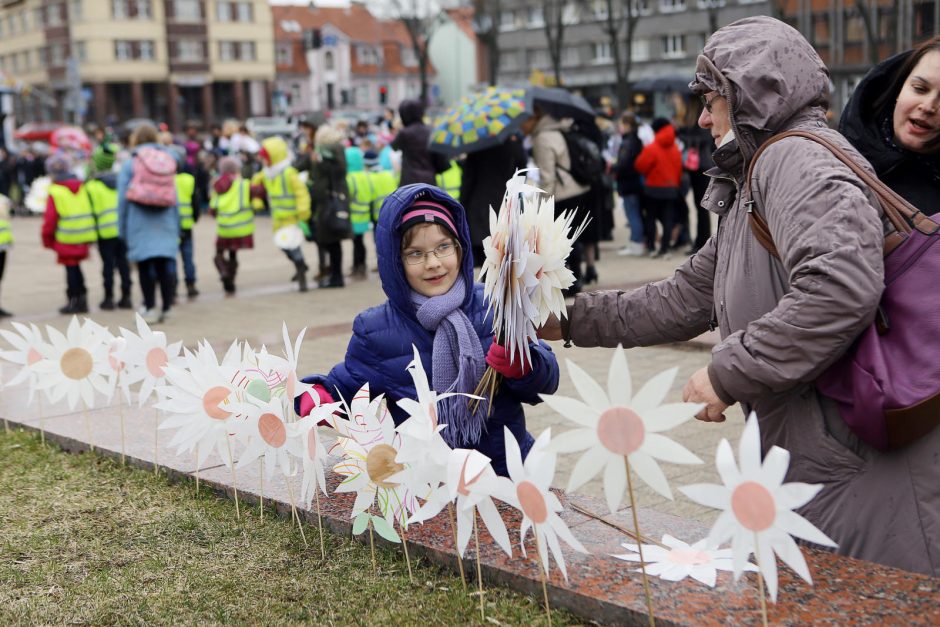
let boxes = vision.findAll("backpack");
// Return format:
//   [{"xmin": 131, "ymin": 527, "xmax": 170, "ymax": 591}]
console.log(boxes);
[
  {"xmin": 125, "ymin": 147, "xmax": 178, "ymax": 209},
  {"xmin": 559, "ymin": 129, "xmax": 604, "ymax": 186},
  {"xmin": 682, "ymin": 146, "xmax": 701, "ymax": 171}
]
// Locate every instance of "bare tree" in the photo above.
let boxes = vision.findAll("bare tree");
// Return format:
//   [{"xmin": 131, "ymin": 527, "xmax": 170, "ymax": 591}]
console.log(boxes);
[
  {"xmin": 593, "ymin": 0, "xmax": 644, "ymax": 110},
  {"xmin": 853, "ymin": 0, "xmax": 901, "ymax": 65},
  {"xmin": 391, "ymin": 0, "xmax": 446, "ymax": 104},
  {"xmin": 544, "ymin": 0, "xmax": 568, "ymax": 85},
  {"xmin": 471, "ymin": 0, "xmax": 502, "ymax": 86}
]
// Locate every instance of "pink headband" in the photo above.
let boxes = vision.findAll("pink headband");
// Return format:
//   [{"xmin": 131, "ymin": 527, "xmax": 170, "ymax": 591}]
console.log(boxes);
[{"xmin": 399, "ymin": 201, "xmax": 458, "ymax": 237}]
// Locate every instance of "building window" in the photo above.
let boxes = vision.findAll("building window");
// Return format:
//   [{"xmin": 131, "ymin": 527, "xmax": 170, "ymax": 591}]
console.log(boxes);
[
  {"xmin": 591, "ymin": 0, "xmax": 609, "ymax": 20},
  {"xmin": 401, "ymin": 46, "xmax": 417, "ymax": 67},
  {"xmin": 177, "ymin": 39, "xmax": 204, "ymax": 61},
  {"xmin": 528, "ymin": 7, "xmax": 543, "ymax": 26},
  {"xmin": 173, "ymin": 0, "xmax": 202, "ymax": 21},
  {"xmin": 843, "ymin": 11, "xmax": 866, "ymax": 44},
  {"xmin": 324, "ymin": 50, "xmax": 334, "ymax": 71},
  {"xmin": 34, "ymin": 6, "xmax": 45, "ymax": 28},
  {"xmin": 562, "ymin": 46, "xmax": 579, "ymax": 67},
  {"xmin": 216, "ymin": 1, "xmax": 233, "ymax": 21},
  {"xmin": 697, "ymin": 0, "xmax": 725, "ymax": 8},
  {"xmin": 48, "ymin": 3, "xmax": 64, "ymax": 26},
  {"xmin": 661, "ymin": 33, "xmax": 686, "ymax": 58},
  {"xmin": 276, "ymin": 43, "xmax": 292, "ymax": 66},
  {"xmin": 70, "ymin": 1, "xmax": 83, "ymax": 21},
  {"xmin": 219, "ymin": 41, "xmax": 235, "ymax": 61},
  {"xmin": 115, "ymin": 40, "xmax": 132, "ymax": 60},
  {"xmin": 113, "ymin": 0, "xmax": 129, "ymax": 18},
  {"xmin": 236, "ymin": 2, "xmax": 252, "ymax": 21},
  {"xmin": 527, "ymin": 49, "xmax": 549, "ymax": 69},
  {"xmin": 499, "ymin": 10, "xmax": 517, "ymax": 31},
  {"xmin": 139, "ymin": 40, "xmax": 154, "ymax": 60},
  {"xmin": 631, "ymin": 37, "xmax": 651, "ymax": 61},
  {"xmin": 75, "ymin": 41, "xmax": 87, "ymax": 61},
  {"xmin": 238, "ymin": 41, "xmax": 255, "ymax": 61},
  {"xmin": 592, "ymin": 41, "xmax": 612, "ymax": 62},
  {"xmin": 562, "ymin": 3, "xmax": 579, "ymax": 25},
  {"xmin": 357, "ymin": 45, "xmax": 378, "ymax": 65},
  {"xmin": 137, "ymin": 0, "xmax": 152, "ymax": 18},
  {"xmin": 49, "ymin": 44, "xmax": 65, "ymax": 66},
  {"xmin": 659, "ymin": 0, "xmax": 686, "ymax": 13},
  {"xmin": 811, "ymin": 12, "xmax": 830, "ymax": 45},
  {"xmin": 19, "ymin": 9, "xmax": 28, "ymax": 31}
]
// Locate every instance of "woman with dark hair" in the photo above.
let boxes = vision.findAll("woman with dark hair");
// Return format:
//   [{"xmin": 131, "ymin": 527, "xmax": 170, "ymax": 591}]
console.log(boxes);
[{"xmin": 840, "ymin": 35, "xmax": 940, "ymax": 213}]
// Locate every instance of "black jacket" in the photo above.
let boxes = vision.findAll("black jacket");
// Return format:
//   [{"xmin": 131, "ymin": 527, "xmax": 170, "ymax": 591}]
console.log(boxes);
[
  {"xmin": 840, "ymin": 52, "xmax": 940, "ymax": 215},
  {"xmin": 391, "ymin": 99, "xmax": 449, "ymax": 186},
  {"xmin": 611, "ymin": 131, "xmax": 643, "ymax": 195},
  {"xmin": 459, "ymin": 137, "xmax": 527, "ymax": 250},
  {"xmin": 310, "ymin": 146, "xmax": 350, "ymax": 245}
]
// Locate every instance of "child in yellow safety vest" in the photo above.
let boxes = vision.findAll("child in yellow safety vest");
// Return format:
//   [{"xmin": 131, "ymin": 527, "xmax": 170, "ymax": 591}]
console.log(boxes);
[
  {"xmin": 175, "ymin": 161, "xmax": 199, "ymax": 299},
  {"xmin": 211, "ymin": 156, "xmax": 254, "ymax": 295},
  {"xmin": 346, "ymin": 151, "xmax": 373, "ymax": 279},
  {"xmin": 41, "ymin": 151, "xmax": 97, "ymax": 314},
  {"xmin": 251, "ymin": 136, "xmax": 311, "ymax": 292},
  {"xmin": 86, "ymin": 142, "xmax": 133, "ymax": 311},
  {"xmin": 0, "ymin": 194, "xmax": 12, "ymax": 317}
]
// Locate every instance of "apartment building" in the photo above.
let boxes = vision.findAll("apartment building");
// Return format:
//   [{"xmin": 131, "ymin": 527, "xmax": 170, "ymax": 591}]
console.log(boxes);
[
  {"xmin": 781, "ymin": 0, "xmax": 939, "ymax": 115},
  {"xmin": 494, "ymin": 0, "xmax": 773, "ymax": 111},
  {"xmin": 272, "ymin": 3, "xmax": 431, "ymax": 117},
  {"xmin": 0, "ymin": 0, "xmax": 275, "ymax": 131}
]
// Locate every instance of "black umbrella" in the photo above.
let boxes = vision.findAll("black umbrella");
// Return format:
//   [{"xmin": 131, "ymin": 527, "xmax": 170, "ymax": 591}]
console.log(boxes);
[{"xmin": 525, "ymin": 86, "xmax": 596, "ymax": 125}]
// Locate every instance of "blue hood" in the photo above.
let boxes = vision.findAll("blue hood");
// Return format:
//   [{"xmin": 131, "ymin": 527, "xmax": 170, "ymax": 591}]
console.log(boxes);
[{"xmin": 376, "ymin": 183, "xmax": 476, "ymax": 321}]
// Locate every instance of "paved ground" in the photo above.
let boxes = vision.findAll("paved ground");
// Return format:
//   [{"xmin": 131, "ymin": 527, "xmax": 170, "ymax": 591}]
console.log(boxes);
[{"xmin": 0, "ymin": 206, "xmax": 741, "ymax": 523}]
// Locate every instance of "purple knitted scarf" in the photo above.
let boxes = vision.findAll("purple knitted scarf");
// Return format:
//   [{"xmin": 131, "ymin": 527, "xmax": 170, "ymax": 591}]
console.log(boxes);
[{"xmin": 411, "ymin": 275, "xmax": 487, "ymax": 447}]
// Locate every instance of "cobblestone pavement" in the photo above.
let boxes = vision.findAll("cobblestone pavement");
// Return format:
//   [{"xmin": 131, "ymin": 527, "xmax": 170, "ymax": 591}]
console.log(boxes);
[{"xmin": 1, "ymin": 209, "xmax": 740, "ymax": 524}]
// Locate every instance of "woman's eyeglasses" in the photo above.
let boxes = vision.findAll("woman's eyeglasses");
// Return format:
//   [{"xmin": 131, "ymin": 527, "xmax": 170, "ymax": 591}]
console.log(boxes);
[
  {"xmin": 701, "ymin": 93, "xmax": 723, "ymax": 114},
  {"xmin": 402, "ymin": 241, "xmax": 459, "ymax": 265}
]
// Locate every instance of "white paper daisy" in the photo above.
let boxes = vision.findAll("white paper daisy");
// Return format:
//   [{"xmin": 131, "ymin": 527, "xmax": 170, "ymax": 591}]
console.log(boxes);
[
  {"xmin": 483, "ymin": 427, "xmax": 587, "ymax": 581},
  {"xmin": 409, "ymin": 447, "xmax": 513, "ymax": 558},
  {"xmin": 32, "ymin": 317, "xmax": 111, "ymax": 410},
  {"xmin": 542, "ymin": 346, "xmax": 703, "ymax": 512},
  {"xmin": 612, "ymin": 534, "xmax": 756, "ymax": 587},
  {"xmin": 679, "ymin": 413, "xmax": 837, "ymax": 602},
  {"xmin": 156, "ymin": 342, "xmax": 241, "ymax": 468},
  {"xmin": 120, "ymin": 313, "xmax": 182, "ymax": 406},
  {"xmin": 0, "ymin": 321, "xmax": 51, "ymax": 403},
  {"xmin": 330, "ymin": 382, "xmax": 420, "ymax": 529},
  {"xmin": 236, "ymin": 396, "xmax": 302, "ymax": 479}
]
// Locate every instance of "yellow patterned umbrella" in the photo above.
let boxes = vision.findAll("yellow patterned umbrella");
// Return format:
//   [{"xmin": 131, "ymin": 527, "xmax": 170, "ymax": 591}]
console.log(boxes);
[{"xmin": 429, "ymin": 87, "xmax": 528, "ymax": 157}]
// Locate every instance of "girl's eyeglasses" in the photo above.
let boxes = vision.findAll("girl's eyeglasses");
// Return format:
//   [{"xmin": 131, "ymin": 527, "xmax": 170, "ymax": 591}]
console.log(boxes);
[{"xmin": 402, "ymin": 241, "xmax": 459, "ymax": 265}]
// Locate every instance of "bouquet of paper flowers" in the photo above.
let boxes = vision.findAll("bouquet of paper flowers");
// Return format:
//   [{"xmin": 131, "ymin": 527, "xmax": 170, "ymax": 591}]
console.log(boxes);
[{"xmin": 473, "ymin": 169, "xmax": 588, "ymax": 410}]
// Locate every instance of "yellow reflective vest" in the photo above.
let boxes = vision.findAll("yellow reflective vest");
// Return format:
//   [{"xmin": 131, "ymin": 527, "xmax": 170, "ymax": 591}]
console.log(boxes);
[
  {"xmin": 0, "ymin": 215, "xmax": 10, "ymax": 246},
  {"xmin": 256, "ymin": 167, "xmax": 310, "ymax": 230},
  {"xmin": 346, "ymin": 170, "xmax": 373, "ymax": 235},
  {"xmin": 368, "ymin": 170, "xmax": 399, "ymax": 223},
  {"xmin": 175, "ymin": 173, "xmax": 196, "ymax": 231},
  {"xmin": 213, "ymin": 179, "xmax": 254, "ymax": 239},
  {"xmin": 50, "ymin": 183, "xmax": 97, "ymax": 245},
  {"xmin": 435, "ymin": 161, "xmax": 461, "ymax": 202},
  {"xmin": 85, "ymin": 178, "xmax": 119, "ymax": 240}
]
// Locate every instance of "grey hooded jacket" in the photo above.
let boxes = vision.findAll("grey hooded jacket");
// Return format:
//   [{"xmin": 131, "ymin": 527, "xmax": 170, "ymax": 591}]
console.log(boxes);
[{"xmin": 569, "ymin": 17, "xmax": 939, "ymax": 575}]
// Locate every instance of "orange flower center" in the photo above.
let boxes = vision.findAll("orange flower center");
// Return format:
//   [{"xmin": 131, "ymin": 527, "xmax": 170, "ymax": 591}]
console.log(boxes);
[
  {"xmin": 60, "ymin": 347, "xmax": 92, "ymax": 380},
  {"xmin": 258, "ymin": 413, "xmax": 287, "ymax": 448},
  {"xmin": 146, "ymin": 347, "xmax": 168, "ymax": 378},
  {"xmin": 731, "ymin": 481, "xmax": 777, "ymax": 532},
  {"xmin": 597, "ymin": 406, "xmax": 645, "ymax": 455},
  {"xmin": 516, "ymin": 480, "xmax": 548, "ymax": 524},
  {"xmin": 201, "ymin": 386, "xmax": 231, "ymax": 420}
]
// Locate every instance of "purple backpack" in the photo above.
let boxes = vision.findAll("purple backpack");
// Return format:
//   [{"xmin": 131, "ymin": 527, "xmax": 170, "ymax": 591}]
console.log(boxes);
[
  {"xmin": 125, "ymin": 147, "xmax": 177, "ymax": 209},
  {"xmin": 747, "ymin": 130, "xmax": 940, "ymax": 451}
]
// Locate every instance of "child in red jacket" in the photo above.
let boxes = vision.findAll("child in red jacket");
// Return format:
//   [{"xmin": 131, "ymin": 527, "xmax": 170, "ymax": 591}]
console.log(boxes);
[{"xmin": 41, "ymin": 151, "xmax": 97, "ymax": 314}]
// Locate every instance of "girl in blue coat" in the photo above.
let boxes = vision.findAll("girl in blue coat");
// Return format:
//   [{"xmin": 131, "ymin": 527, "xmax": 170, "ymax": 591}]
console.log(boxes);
[{"xmin": 298, "ymin": 183, "xmax": 559, "ymax": 475}]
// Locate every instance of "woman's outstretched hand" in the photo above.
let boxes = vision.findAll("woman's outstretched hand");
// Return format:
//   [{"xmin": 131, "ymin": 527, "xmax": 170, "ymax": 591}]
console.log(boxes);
[{"xmin": 683, "ymin": 367, "xmax": 730, "ymax": 422}]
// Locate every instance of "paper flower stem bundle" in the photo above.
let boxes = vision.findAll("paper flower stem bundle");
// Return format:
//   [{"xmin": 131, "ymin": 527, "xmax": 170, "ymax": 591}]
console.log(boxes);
[{"xmin": 474, "ymin": 169, "xmax": 588, "ymax": 413}]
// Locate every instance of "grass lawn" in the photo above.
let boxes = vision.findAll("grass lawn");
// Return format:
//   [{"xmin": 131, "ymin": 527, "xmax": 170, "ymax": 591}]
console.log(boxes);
[{"xmin": 0, "ymin": 429, "xmax": 580, "ymax": 625}]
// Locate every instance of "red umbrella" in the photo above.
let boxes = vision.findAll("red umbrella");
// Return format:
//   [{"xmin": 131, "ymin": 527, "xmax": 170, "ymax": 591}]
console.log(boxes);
[
  {"xmin": 50, "ymin": 126, "xmax": 92, "ymax": 153},
  {"xmin": 13, "ymin": 121, "xmax": 66, "ymax": 143}
]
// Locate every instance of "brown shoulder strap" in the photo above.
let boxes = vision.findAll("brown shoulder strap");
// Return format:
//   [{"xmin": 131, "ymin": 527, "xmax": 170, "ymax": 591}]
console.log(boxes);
[{"xmin": 744, "ymin": 130, "xmax": 937, "ymax": 260}]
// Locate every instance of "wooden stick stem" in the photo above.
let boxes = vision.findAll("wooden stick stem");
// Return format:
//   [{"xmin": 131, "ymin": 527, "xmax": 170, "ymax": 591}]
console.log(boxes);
[
  {"xmin": 118, "ymin": 402, "xmax": 126, "ymax": 465},
  {"xmin": 153, "ymin": 407, "xmax": 159, "ymax": 475},
  {"xmin": 625, "ymin": 456, "xmax": 655, "ymax": 627},
  {"xmin": 473, "ymin": 511, "xmax": 485, "ymax": 622},
  {"xmin": 754, "ymin": 532, "xmax": 769, "ymax": 627},
  {"xmin": 448, "ymin": 503, "xmax": 467, "ymax": 590},
  {"xmin": 368, "ymin": 520, "xmax": 377, "ymax": 574},
  {"xmin": 533, "ymin": 529, "xmax": 552, "ymax": 626},
  {"xmin": 225, "ymin": 433, "xmax": 240, "ymax": 520},
  {"xmin": 314, "ymin": 487, "xmax": 325, "ymax": 561},
  {"xmin": 38, "ymin": 393, "xmax": 45, "ymax": 445},
  {"xmin": 568, "ymin": 503, "xmax": 666, "ymax": 548},
  {"xmin": 259, "ymin": 458, "xmax": 264, "ymax": 521},
  {"xmin": 400, "ymin": 522, "xmax": 414, "ymax": 583},
  {"xmin": 285, "ymin": 476, "xmax": 308, "ymax": 548},
  {"xmin": 194, "ymin": 444, "xmax": 199, "ymax": 496}
]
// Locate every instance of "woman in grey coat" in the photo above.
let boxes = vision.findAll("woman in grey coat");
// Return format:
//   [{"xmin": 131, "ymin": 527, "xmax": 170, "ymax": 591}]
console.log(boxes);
[{"xmin": 540, "ymin": 16, "xmax": 939, "ymax": 576}]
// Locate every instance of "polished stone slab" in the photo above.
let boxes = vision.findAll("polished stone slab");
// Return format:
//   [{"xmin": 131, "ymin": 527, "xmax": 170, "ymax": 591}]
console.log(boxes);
[{"xmin": 2, "ymin": 405, "xmax": 938, "ymax": 626}]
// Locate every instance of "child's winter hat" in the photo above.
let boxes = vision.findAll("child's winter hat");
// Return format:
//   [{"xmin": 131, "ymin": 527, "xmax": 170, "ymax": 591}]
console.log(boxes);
[
  {"xmin": 398, "ymin": 200, "xmax": 458, "ymax": 240},
  {"xmin": 44, "ymin": 151, "xmax": 73, "ymax": 176},
  {"xmin": 92, "ymin": 143, "xmax": 118, "ymax": 172}
]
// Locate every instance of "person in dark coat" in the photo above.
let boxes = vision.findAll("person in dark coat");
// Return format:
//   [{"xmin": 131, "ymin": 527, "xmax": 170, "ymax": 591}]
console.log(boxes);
[
  {"xmin": 459, "ymin": 135, "xmax": 527, "ymax": 266},
  {"xmin": 840, "ymin": 36, "xmax": 940, "ymax": 215},
  {"xmin": 677, "ymin": 104, "xmax": 717, "ymax": 254},
  {"xmin": 391, "ymin": 99, "xmax": 450, "ymax": 186},
  {"xmin": 296, "ymin": 183, "xmax": 559, "ymax": 476},
  {"xmin": 309, "ymin": 124, "xmax": 350, "ymax": 289},
  {"xmin": 612, "ymin": 112, "xmax": 646, "ymax": 256}
]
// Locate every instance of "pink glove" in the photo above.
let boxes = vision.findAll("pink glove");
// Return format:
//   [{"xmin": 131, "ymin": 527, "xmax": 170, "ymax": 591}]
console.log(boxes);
[
  {"xmin": 486, "ymin": 342, "xmax": 532, "ymax": 379},
  {"xmin": 298, "ymin": 384, "xmax": 336, "ymax": 426}
]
